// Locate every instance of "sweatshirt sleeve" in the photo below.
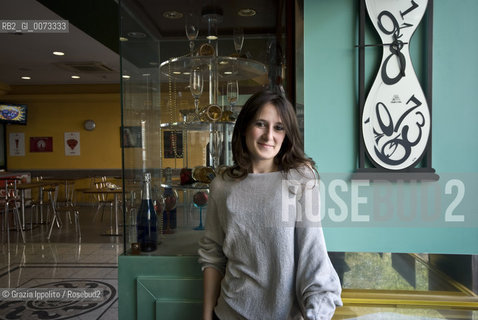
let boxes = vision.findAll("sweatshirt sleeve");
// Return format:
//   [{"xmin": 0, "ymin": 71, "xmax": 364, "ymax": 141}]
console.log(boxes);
[
  {"xmin": 198, "ymin": 182, "xmax": 227, "ymax": 276},
  {"xmin": 295, "ymin": 178, "xmax": 343, "ymax": 320}
]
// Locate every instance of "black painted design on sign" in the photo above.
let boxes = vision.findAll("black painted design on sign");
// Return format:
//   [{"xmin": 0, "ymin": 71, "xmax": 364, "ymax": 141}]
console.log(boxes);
[{"xmin": 372, "ymin": 95, "xmax": 425, "ymax": 166}]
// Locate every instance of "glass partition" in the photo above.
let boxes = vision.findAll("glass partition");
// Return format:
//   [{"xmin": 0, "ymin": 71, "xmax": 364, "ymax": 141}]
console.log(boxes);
[
  {"xmin": 119, "ymin": 1, "xmax": 286, "ymax": 256},
  {"xmin": 119, "ymin": 0, "xmax": 162, "ymax": 253}
]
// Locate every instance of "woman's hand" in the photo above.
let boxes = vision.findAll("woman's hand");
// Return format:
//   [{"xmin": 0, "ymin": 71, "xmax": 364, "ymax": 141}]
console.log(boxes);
[{"xmin": 202, "ymin": 267, "xmax": 223, "ymax": 320}]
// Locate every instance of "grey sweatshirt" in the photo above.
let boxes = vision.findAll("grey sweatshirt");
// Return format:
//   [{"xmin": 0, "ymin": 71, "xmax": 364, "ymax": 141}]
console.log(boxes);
[{"xmin": 198, "ymin": 167, "xmax": 343, "ymax": 320}]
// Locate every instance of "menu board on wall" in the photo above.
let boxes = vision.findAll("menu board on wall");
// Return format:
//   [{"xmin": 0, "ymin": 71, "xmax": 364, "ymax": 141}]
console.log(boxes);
[
  {"xmin": 64, "ymin": 132, "xmax": 80, "ymax": 156},
  {"xmin": 9, "ymin": 132, "xmax": 25, "ymax": 156}
]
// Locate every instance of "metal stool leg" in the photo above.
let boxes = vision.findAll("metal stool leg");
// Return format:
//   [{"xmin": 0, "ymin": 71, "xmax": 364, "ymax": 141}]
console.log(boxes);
[
  {"xmin": 13, "ymin": 205, "xmax": 25, "ymax": 244},
  {"xmin": 47, "ymin": 189, "xmax": 59, "ymax": 240},
  {"xmin": 74, "ymin": 209, "xmax": 81, "ymax": 241}
]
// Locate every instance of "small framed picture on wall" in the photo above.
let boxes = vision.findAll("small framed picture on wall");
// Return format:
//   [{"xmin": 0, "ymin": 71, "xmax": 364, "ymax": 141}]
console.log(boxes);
[
  {"xmin": 163, "ymin": 131, "xmax": 183, "ymax": 158},
  {"xmin": 122, "ymin": 126, "xmax": 142, "ymax": 148}
]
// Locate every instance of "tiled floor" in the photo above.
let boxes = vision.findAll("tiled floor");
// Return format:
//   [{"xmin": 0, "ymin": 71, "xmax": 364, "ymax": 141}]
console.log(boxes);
[
  {"xmin": 0, "ymin": 205, "xmax": 121, "ymax": 320},
  {"xmin": 2, "ymin": 205, "xmax": 477, "ymax": 320}
]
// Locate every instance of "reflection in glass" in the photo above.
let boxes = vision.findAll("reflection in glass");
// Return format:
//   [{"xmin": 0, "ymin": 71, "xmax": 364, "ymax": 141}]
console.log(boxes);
[
  {"xmin": 201, "ymin": 104, "xmax": 222, "ymax": 122},
  {"xmin": 162, "ymin": 188, "xmax": 178, "ymax": 234},
  {"xmin": 222, "ymin": 80, "xmax": 238, "ymax": 121},
  {"xmin": 193, "ymin": 190, "xmax": 208, "ymax": 230},
  {"xmin": 189, "ymin": 68, "xmax": 203, "ymax": 120},
  {"xmin": 185, "ymin": 13, "xmax": 199, "ymax": 55},
  {"xmin": 233, "ymin": 27, "xmax": 244, "ymax": 55},
  {"xmin": 210, "ymin": 129, "xmax": 223, "ymax": 169}
]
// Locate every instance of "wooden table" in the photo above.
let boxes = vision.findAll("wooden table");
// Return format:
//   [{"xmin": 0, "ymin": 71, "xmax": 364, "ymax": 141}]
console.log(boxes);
[{"xmin": 83, "ymin": 188, "xmax": 123, "ymax": 236}]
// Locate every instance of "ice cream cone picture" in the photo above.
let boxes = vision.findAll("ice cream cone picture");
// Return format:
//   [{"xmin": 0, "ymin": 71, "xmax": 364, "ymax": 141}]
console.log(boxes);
[{"xmin": 9, "ymin": 132, "xmax": 25, "ymax": 156}]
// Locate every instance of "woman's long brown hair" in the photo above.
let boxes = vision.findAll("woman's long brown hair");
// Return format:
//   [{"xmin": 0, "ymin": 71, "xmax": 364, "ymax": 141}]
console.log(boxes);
[{"xmin": 225, "ymin": 90, "xmax": 316, "ymax": 179}]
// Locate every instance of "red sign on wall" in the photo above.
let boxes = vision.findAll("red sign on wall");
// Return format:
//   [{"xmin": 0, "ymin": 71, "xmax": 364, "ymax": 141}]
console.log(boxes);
[{"xmin": 30, "ymin": 137, "xmax": 53, "ymax": 152}]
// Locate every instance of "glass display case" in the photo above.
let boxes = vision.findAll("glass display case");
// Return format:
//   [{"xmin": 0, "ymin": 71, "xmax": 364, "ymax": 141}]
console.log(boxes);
[{"xmin": 119, "ymin": 4, "xmax": 272, "ymax": 257}]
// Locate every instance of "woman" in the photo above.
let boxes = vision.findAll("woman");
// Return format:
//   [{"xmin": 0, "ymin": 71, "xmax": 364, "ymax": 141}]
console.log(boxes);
[{"xmin": 198, "ymin": 90, "xmax": 342, "ymax": 320}]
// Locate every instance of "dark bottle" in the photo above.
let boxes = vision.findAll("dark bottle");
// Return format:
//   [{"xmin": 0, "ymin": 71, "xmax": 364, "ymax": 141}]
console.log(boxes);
[{"xmin": 137, "ymin": 172, "xmax": 158, "ymax": 252}]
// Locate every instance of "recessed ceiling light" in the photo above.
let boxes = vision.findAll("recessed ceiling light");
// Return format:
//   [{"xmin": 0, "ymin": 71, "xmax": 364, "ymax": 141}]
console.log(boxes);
[
  {"xmin": 163, "ymin": 11, "xmax": 183, "ymax": 19},
  {"xmin": 21, "ymin": 76, "xmax": 31, "ymax": 80},
  {"xmin": 71, "ymin": 75, "xmax": 80, "ymax": 79},
  {"xmin": 238, "ymin": 8, "xmax": 256, "ymax": 17},
  {"xmin": 219, "ymin": 61, "xmax": 229, "ymax": 65},
  {"xmin": 182, "ymin": 72, "xmax": 190, "ymax": 75},
  {"xmin": 127, "ymin": 31, "xmax": 146, "ymax": 39},
  {"xmin": 224, "ymin": 71, "xmax": 233, "ymax": 75},
  {"xmin": 206, "ymin": 35, "xmax": 218, "ymax": 40},
  {"xmin": 122, "ymin": 75, "xmax": 131, "ymax": 79},
  {"xmin": 53, "ymin": 51, "xmax": 65, "ymax": 56},
  {"xmin": 173, "ymin": 71, "xmax": 181, "ymax": 75},
  {"xmin": 119, "ymin": 37, "xmax": 128, "ymax": 42}
]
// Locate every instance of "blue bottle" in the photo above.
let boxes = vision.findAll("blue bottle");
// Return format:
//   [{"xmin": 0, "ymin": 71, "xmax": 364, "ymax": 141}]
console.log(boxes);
[{"xmin": 137, "ymin": 173, "xmax": 158, "ymax": 252}]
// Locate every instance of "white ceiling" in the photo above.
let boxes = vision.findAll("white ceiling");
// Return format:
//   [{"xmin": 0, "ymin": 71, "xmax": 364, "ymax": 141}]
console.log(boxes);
[{"xmin": 0, "ymin": 0, "xmax": 120, "ymax": 86}]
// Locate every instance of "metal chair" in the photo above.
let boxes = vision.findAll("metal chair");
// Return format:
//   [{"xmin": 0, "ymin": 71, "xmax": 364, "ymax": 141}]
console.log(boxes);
[
  {"xmin": 92, "ymin": 176, "xmax": 114, "ymax": 222},
  {"xmin": 55, "ymin": 181, "xmax": 76, "ymax": 223},
  {"xmin": 46, "ymin": 183, "xmax": 81, "ymax": 241},
  {"xmin": 0, "ymin": 180, "xmax": 25, "ymax": 244},
  {"xmin": 45, "ymin": 184, "xmax": 59, "ymax": 240},
  {"xmin": 25, "ymin": 176, "xmax": 45, "ymax": 225},
  {"xmin": 56, "ymin": 181, "xmax": 81, "ymax": 241}
]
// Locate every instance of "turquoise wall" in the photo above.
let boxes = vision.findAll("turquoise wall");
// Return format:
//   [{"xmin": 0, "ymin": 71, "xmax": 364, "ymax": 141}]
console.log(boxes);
[{"xmin": 304, "ymin": 0, "xmax": 478, "ymax": 254}]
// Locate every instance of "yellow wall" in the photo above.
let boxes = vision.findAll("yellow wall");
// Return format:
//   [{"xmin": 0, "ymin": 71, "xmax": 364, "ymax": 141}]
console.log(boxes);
[
  {"xmin": 4, "ymin": 84, "xmax": 121, "ymax": 170},
  {"xmin": 4, "ymin": 83, "xmax": 212, "ymax": 173}
]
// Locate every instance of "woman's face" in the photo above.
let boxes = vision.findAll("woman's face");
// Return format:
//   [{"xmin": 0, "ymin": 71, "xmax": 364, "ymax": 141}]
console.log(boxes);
[{"xmin": 245, "ymin": 103, "xmax": 286, "ymax": 172}]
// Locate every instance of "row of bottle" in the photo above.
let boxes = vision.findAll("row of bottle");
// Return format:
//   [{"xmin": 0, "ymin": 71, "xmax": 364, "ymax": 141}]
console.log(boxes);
[{"xmin": 137, "ymin": 172, "xmax": 210, "ymax": 253}]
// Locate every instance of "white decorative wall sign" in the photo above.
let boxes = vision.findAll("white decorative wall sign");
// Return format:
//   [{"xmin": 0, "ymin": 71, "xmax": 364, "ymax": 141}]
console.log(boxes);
[
  {"xmin": 64, "ymin": 132, "xmax": 80, "ymax": 156},
  {"xmin": 9, "ymin": 132, "xmax": 25, "ymax": 156},
  {"xmin": 362, "ymin": 0, "xmax": 430, "ymax": 171},
  {"xmin": 354, "ymin": 0, "xmax": 437, "ymax": 181}
]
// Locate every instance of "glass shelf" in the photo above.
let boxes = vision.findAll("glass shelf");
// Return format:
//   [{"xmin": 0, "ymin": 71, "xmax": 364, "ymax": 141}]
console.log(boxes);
[
  {"xmin": 160, "ymin": 183, "xmax": 209, "ymax": 190},
  {"xmin": 160, "ymin": 56, "xmax": 268, "ymax": 81},
  {"xmin": 160, "ymin": 120, "xmax": 235, "ymax": 131}
]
